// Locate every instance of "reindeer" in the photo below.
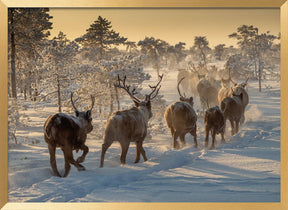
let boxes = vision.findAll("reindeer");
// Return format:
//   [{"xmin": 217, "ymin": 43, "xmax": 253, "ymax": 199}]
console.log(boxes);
[
  {"xmin": 204, "ymin": 106, "xmax": 225, "ymax": 149},
  {"xmin": 197, "ymin": 78, "xmax": 220, "ymax": 110},
  {"xmin": 185, "ymin": 63, "xmax": 221, "ymax": 110},
  {"xmin": 164, "ymin": 77, "xmax": 198, "ymax": 149},
  {"xmin": 44, "ymin": 93, "xmax": 95, "ymax": 177},
  {"xmin": 177, "ymin": 62, "xmax": 207, "ymax": 97},
  {"xmin": 100, "ymin": 74, "xmax": 163, "ymax": 168},
  {"xmin": 218, "ymin": 67, "xmax": 249, "ymax": 105},
  {"xmin": 218, "ymin": 68, "xmax": 233, "ymax": 105},
  {"xmin": 220, "ymin": 87, "xmax": 245, "ymax": 136},
  {"xmin": 218, "ymin": 72, "xmax": 249, "ymax": 124}
]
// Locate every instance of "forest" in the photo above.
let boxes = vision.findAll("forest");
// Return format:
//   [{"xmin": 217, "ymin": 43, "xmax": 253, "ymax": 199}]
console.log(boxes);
[
  {"xmin": 8, "ymin": 9, "xmax": 280, "ymax": 144},
  {"xmin": 7, "ymin": 8, "xmax": 281, "ymax": 202}
]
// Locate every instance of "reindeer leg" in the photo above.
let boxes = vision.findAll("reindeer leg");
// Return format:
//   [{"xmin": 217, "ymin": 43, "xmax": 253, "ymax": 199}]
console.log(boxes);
[
  {"xmin": 76, "ymin": 144, "xmax": 89, "ymax": 163},
  {"xmin": 190, "ymin": 127, "xmax": 198, "ymax": 148},
  {"xmin": 210, "ymin": 130, "xmax": 216, "ymax": 150},
  {"xmin": 235, "ymin": 121, "xmax": 239, "ymax": 134},
  {"xmin": 134, "ymin": 141, "xmax": 141, "ymax": 163},
  {"xmin": 100, "ymin": 142, "xmax": 112, "ymax": 168},
  {"xmin": 120, "ymin": 141, "xmax": 130, "ymax": 165},
  {"xmin": 180, "ymin": 134, "xmax": 186, "ymax": 146},
  {"xmin": 63, "ymin": 146, "xmax": 85, "ymax": 177},
  {"xmin": 48, "ymin": 144, "xmax": 61, "ymax": 177},
  {"xmin": 138, "ymin": 140, "xmax": 148, "ymax": 162},
  {"xmin": 204, "ymin": 126, "xmax": 210, "ymax": 148},
  {"xmin": 169, "ymin": 127, "xmax": 175, "ymax": 137},
  {"xmin": 221, "ymin": 132, "xmax": 226, "ymax": 143},
  {"xmin": 172, "ymin": 131, "xmax": 180, "ymax": 149},
  {"xmin": 229, "ymin": 119, "xmax": 235, "ymax": 135}
]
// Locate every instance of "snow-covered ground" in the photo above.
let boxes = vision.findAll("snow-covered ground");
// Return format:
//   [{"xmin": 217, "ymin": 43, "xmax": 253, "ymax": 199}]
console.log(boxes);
[{"xmin": 8, "ymin": 68, "xmax": 280, "ymax": 202}]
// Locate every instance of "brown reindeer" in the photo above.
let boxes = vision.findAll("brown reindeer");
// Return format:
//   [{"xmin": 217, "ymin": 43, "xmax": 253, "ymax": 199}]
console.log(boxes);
[
  {"xmin": 220, "ymin": 87, "xmax": 245, "ymax": 136},
  {"xmin": 218, "ymin": 74, "xmax": 249, "ymax": 124},
  {"xmin": 100, "ymin": 74, "xmax": 163, "ymax": 168},
  {"xmin": 218, "ymin": 67, "xmax": 249, "ymax": 105},
  {"xmin": 197, "ymin": 78, "xmax": 220, "ymax": 110},
  {"xmin": 44, "ymin": 93, "xmax": 95, "ymax": 177},
  {"xmin": 164, "ymin": 77, "xmax": 198, "ymax": 149},
  {"xmin": 204, "ymin": 106, "xmax": 225, "ymax": 149}
]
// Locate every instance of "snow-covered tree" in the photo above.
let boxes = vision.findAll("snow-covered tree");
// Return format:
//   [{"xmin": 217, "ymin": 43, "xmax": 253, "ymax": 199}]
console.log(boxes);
[
  {"xmin": 42, "ymin": 32, "xmax": 79, "ymax": 112},
  {"xmin": 229, "ymin": 25, "xmax": 278, "ymax": 91},
  {"xmin": 138, "ymin": 37, "xmax": 169, "ymax": 76},
  {"xmin": 167, "ymin": 42, "xmax": 187, "ymax": 67},
  {"xmin": 8, "ymin": 8, "xmax": 53, "ymax": 99},
  {"xmin": 8, "ymin": 99, "xmax": 30, "ymax": 144}
]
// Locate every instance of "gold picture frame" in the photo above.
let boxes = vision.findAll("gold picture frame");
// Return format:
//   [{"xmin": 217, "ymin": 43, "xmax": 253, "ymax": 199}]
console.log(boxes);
[{"xmin": 0, "ymin": 0, "xmax": 287, "ymax": 209}]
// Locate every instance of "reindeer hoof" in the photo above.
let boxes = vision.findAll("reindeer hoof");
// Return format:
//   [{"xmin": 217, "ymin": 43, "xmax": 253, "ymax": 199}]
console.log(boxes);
[
  {"xmin": 76, "ymin": 156, "xmax": 85, "ymax": 163},
  {"xmin": 77, "ymin": 164, "xmax": 86, "ymax": 171}
]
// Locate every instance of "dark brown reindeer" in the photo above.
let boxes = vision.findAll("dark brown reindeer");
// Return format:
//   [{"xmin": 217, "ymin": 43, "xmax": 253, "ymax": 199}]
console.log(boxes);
[
  {"xmin": 218, "ymin": 69, "xmax": 249, "ymax": 106},
  {"xmin": 44, "ymin": 93, "xmax": 95, "ymax": 177},
  {"xmin": 164, "ymin": 77, "xmax": 198, "ymax": 149},
  {"xmin": 218, "ymin": 73, "xmax": 249, "ymax": 124},
  {"xmin": 100, "ymin": 74, "xmax": 163, "ymax": 168},
  {"xmin": 204, "ymin": 106, "xmax": 225, "ymax": 149},
  {"xmin": 220, "ymin": 86, "xmax": 245, "ymax": 136}
]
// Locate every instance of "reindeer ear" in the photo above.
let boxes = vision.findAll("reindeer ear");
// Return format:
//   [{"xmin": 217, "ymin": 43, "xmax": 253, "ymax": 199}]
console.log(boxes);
[
  {"xmin": 86, "ymin": 110, "xmax": 92, "ymax": 119},
  {"xmin": 189, "ymin": 97, "xmax": 194, "ymax": 105},
  {"xmin": 146, "ymin": 100, "xmax": 151, "ymax": 107},
  {"xmin": 75, "ymin": 110, "xmax": 79, "ymax": 117}
]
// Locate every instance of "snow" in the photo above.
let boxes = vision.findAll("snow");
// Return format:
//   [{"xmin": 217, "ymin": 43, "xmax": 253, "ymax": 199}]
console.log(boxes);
[{"xmin": 8, "ymin": 68, "xmax": 280, "ymax": 202}]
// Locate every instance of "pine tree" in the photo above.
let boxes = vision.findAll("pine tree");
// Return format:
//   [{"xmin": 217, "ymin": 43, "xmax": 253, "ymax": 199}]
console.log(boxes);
[
  {"xmin": 76, "ymin": 16, "xmax": 127, "ymax": 61},
  {"xmin": 193, "ymin": 36, "xmax": 210, "ymax": 67},
  {"xmin": 214, "ymin": 44, "xmax": 226, "ymax": 60}
]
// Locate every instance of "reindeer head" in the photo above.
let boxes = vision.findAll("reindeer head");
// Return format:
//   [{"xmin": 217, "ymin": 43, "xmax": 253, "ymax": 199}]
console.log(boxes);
[
  {"xmin": 115, "ymin": 74, "xmax": 163, "ymax": 119},
  {"xmin": 231, "ymin": 77, "xmax": 249, "ymax": 93},
  {"xmin": 239, "ymin": 77, "xmax": 249, "ymax": 89},
  {"xmin": 177, "ymin": 77, "xmax": 194, "ymax": 106},
  {"xmin": 231, "ymin": 76, "xmax": 249, "ymax": 88},
  {"xmin": 230, "ymin": 85, "xmax": 245, "ymax": 101},
  {"xmin": 71, "ymin": 92, "xmax": 95, "ymax": 133}
]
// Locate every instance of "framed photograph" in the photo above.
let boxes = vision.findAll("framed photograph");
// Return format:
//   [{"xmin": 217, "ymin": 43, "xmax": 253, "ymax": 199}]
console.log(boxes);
[{"xmin": 0, "ymin": 0, "xmax": 287, "ymax": 209}]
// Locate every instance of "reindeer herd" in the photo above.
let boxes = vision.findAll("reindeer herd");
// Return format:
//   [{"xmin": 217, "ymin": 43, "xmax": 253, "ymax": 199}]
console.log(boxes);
[{"xmin": 44, "ymin": 66, "xmax": 249, "ymax": 177}]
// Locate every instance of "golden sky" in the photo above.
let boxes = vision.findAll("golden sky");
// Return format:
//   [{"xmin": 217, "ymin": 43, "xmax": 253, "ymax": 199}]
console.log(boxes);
[{"xmin": 49, "ymin": 8, "xmax": 280, "ymax": 48}]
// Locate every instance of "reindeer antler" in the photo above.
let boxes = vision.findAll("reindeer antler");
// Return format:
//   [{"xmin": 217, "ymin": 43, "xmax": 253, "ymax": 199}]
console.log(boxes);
[
  {"xmin": 90, "ymin": 95, "xmax": 95, "ymax": 111},
  {"xmin": 71, "ymin": 92, "xmax": 79, "ymax": 112},
  {"xmin": 114, "ymin": 75, "xmax": 141, "ymax": 103},
  {"xmin": 244, "ymin": 77, "xmax": 249, "ymax": 84},
  {"xmin": 146, "ymin": 74, "xmax": 163, "ymax": 101},
  {"xmin": 177, "ymin": 77, "xmax": 186, "ymax": 98}
]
